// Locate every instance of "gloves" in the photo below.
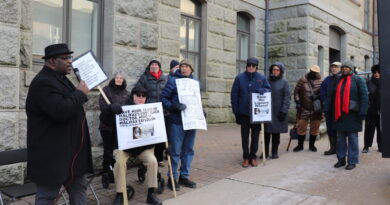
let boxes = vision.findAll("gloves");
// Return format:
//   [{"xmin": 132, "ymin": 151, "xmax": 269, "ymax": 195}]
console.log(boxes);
[
  {"xmin": 278, "ymin": 112, "xmax": 287, "ymax": 121},
  {"xmin": 171, "ymin": 103, "xmax": 186, "ymax": 112},
  {"xmin": 235, "ymin": 114, "xmax": 241, "ymax": 125},
  {"xmin": 203, "ymin": 110, "xmax": 208, "ymax": 118},
  {"xmin": 359, "ymin": 114, "xmax": 366, "ymax": 121},
  {"xmin": 295, "ymin": 102, "xmax": 301, "ymax": 110},
  {"xmin": 110, "ymin": 104, "xmax": 123, "ymax": 114},
  {"xmin": 310, "ymin": 95, "xmax": 319, "ymax": 101},
  {"xmin": 257, "ymin": 88, "xmax": 267, "ymax": 95},
  {"xmin": 165, "ymin": 146, "xmax": 171, "ymax": 156}
]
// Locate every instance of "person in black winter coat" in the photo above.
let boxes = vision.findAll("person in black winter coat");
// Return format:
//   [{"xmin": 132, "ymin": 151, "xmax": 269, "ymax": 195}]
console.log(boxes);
[
  {"xmin": 264, "ymin": 62, "xmax": 291, "ymax": 159},
  {"xmin": 26, "ymin": 43, "xmax": 93, "ymax": 204},
  {"xmin": 362, "ymin": 64, "xmax": 382, "ymax": 153},
  {"xmin": 135, "ymin": 60, "xmax": 168, "ymax": 167},
  {"xmin": 100, "ymin": 86, "xmax": 162, "ymax": 205},
  {"xmin": 99, "ymin": 73, "xmax": 129, "ymax": 183}
]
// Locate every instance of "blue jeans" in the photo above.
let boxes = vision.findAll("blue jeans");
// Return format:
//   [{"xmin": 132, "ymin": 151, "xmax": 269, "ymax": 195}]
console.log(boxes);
[
  {"xmin": 337, "ymin": 132, "xmax": 359, "ymax": 165},
  {"xmin": 168, "ymin": 123, "xmax": 196, "ymax": 179}
]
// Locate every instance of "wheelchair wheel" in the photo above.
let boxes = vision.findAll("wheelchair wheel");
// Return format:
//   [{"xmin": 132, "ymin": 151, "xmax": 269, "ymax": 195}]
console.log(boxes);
[
  {"xmin": 101, "ymin": 173, "xmax": 109, "ymax": 189},
  {"xmin": 137, "ymin": 166, "xmax": 146, "ymax": 183},
  {"xmin": 127, "ymin": 185, "xmax": 135, "ymax": 200}
]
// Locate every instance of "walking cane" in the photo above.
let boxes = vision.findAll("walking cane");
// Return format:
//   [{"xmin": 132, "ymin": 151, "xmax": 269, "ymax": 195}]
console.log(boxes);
[
  {"xmin": 165, "ymin": 142, "xmax": 177, "ymax": 197},
  {"xmin": 97, "ymin": 86, "xmax": 129, "ymax": 205},
  {"xmin": 261, "ymin": 123, "xmax": 266, "ymax": 165}
]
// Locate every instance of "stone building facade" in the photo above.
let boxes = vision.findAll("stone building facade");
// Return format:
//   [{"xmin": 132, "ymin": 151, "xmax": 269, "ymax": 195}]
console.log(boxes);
[{"xmin": 0, "ymin": 0, "xmax": 377, "ymax": 185}]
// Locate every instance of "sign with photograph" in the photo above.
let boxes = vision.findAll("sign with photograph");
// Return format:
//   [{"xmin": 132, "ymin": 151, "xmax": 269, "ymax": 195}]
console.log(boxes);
[
  {"xmin": 176, "ymin": 78, "xmax": 207, "ymax": 130},
  {"xmin": 116, "ymin": 103, "xmax": 167, "ymax": 150},
  {"xmin": 72, "ymin": 50, "xmax": 108, "ymax": 89},
  {"xmin": 251, "ymin": 92, "xmax": 272, "ymax": 123}
]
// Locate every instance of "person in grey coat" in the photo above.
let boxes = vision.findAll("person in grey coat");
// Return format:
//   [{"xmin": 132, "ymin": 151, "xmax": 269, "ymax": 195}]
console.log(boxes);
[{"xmin": 264, "ymin": 62, "xmax": 291, "ymax": 159}]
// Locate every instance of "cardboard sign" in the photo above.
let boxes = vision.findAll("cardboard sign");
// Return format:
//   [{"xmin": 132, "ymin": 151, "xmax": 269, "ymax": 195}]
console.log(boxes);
[{"xmin": 251, "ymin": 92, "xmax": 272, "ymax": 123}]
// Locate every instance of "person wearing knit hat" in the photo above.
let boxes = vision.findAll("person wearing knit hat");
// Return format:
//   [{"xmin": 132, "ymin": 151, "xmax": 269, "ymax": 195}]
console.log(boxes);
[
  {"xmin": 169, "ymin": 60, "xmax": 180, "ymax": 76},
  {"xmin": 231, "ymin": 57, "xmax": 271, "ymax": 168},
  {"xmin": 160, "ymin": 58, "xmax": 199, "ymax": 191},
  {"xmin": 326, "ymin": 60, "xmax": 368, "ymax": 170},
  {"xmin": 135, "ymin": 60, "xmax": 168, "ymax": 168},
  {"xmin": 362, "ymin": 64, "xmax": 381, "ymax": 153},
  {"xmin": 293, "ymin": 65, "xmax": 323, "ymax": 153},
  {"xmin": 320, "ymin": 61, "xmax": 342, "ymax": 155}
]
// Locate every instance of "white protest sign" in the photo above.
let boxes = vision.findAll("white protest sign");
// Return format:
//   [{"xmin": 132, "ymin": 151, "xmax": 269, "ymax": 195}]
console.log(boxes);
[
  {"xmin": 72, "ymin": 50, "xmax": 108, "ymax": 89},
  {"xmin": 251, "ymin": 92, "xmax": 272, "ymax": 123},
  {"xmin": 116, "ymin": 103, "xmax": 167, "ymax": 150},
  {"xmin": 176, "ymin": 78, "xmax": 207, "ymax": 130}
]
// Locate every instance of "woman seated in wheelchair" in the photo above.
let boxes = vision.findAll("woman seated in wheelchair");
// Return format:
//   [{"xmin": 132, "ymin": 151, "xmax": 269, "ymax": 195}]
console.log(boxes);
[{"xmin": 100, "ymin": 86, "xmax": 163, "ymax": 205}]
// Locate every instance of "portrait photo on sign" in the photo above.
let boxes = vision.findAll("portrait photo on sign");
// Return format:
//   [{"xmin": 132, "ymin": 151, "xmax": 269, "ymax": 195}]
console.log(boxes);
[{"xmin": 132, "ymin": 124, "xmax": 154, "ymax": 140}]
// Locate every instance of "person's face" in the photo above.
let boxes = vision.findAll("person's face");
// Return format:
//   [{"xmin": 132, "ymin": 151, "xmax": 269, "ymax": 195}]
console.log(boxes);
[
  {"xmin": 150, "ymin": 63, "xmax": 160, "ymax": 73},
  {"xmin": 271, "ymin": 66, "xmax": 281, "ymax": 76},
  {"xmin": 341, "ymin": 66, "xmax": 352, "ymax": 75},
  {"xmin": 180, "ymin": 64, "xmax": 192, "ymax": 76},
  {"xmin": 330, "ymin": 65, "xmax": 341, "ymax": 75},
  {"xmin": 52, "ymin": 54, "xmax": 73, "ymax": 75},
  {"xmin": 373, "ymin": 71, "xmax": 380, "ymax": 79},
  {"xmin": 133, "ymin": 93, "xmax": 146, "ymax": 105},
  {"xmin": 114, "ymin": 74, "xmax": 124, "ymax": 86},
  {"xmin": 246, "ymin": 63, "xmax": 257, "ymax": 73}
]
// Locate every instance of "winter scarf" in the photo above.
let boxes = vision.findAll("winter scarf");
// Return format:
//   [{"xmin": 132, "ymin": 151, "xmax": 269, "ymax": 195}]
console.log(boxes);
[{"xmin": 334, "ymin": 75, "xmax": 352, "ymax": 121}]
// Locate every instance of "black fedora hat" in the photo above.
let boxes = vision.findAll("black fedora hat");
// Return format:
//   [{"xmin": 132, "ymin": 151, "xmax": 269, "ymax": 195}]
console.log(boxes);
[{"xmin": 41, "ymin": 43, "xmax": 74, "ymax": 59}]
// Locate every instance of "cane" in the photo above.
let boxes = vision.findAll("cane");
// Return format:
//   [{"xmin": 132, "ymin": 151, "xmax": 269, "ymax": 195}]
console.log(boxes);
[
  {"xmin": 261, "ymin": 123, "xmax": 266, "ymax": 165},
  {"xmin": 165, "ymin": 142, "xmax": 177, "ymax": 197},
  {"xmin": 97, "ymin": 86, "xmax": 129, "ymax": 205}
]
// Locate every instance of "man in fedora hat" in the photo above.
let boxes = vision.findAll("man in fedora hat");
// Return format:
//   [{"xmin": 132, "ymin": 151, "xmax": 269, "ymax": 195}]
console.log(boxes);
[{"xmin": 26, "ymin": 43, "xmax": 93, "ymax": 204}]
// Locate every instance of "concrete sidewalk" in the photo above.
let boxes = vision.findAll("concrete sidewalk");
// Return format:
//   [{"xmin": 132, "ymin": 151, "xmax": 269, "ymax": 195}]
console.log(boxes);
[
  {"xmin": 165, "ymin": 125, "xmax": 390, "ymax": 205},
  {"xmin": 10, "ymin": 125, "xmax": 390, "ymax": 205}
]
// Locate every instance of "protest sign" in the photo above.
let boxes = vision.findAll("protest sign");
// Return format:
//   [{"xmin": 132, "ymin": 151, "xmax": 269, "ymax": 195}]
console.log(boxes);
[
  {"xmin": 251, "ymin": 92, "xmax": 272, "ymax": 123},
  {"xmin": 176, "ymin": 78, "xmax": 207, "ymax": 130},
  {"xmin": 72, "ymin": 50, "xmax": 108, "ymax": 89},
  {"xmin": 116, "ymin": 103, "xmax": 167, "ymax": 150}
]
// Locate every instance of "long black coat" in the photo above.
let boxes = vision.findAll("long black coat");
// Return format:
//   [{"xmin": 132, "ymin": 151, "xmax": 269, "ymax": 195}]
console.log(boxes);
[
  {"xmin": 265, "ymin": 62, "xmax": 291, "ymax": 133},
  {"xmin": 26, "ymin": 66, "xmax": 93, "ymax": 185}
]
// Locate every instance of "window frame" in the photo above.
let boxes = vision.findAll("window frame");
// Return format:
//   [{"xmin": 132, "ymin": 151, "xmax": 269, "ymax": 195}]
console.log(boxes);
[
  {"xmin": 32, "ymin": 0, "xmax": 104, "ymax": 64},
  {"xmin": 236, "ymin": 13, "xmax": 251, "ymax": 74},
  {"xmin": 180, "ymin": 5, "xmax": 202, "ymax": 80}
]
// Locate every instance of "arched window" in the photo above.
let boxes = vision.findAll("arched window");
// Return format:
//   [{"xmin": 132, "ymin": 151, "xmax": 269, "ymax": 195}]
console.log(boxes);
[
  {"xmin": 180, "ymin": 0, "xmax": 202, "ymax": 79},
  {"xmin": 236, "ymin": 12, "xmax": 250, "ymax": 74},
  {"xmin": 329, "ymin": 26, "xmax": 346, "ymax": 65},
  {"xmin": 364, "ymin": 55, "xmax": 370, "ymax": 72}
]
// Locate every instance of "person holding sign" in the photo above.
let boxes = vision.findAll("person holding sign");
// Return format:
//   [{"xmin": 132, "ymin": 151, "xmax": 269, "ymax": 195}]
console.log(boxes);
[
  {"xmin": 264, "ymin": 62, "xmax": 291, "ymax": 159},
  {"xmin": 26, "ymin": 43, "xmax": 93, "ymax": 204},
  {"xmin": 135, "ymin": 59, "xmax": 168, "ymax": 167},
  {"xmin": 98, "ymin": 73, "xmax": 129, "ymax": 185},
  {"xmin": 231, "ymin": 57, "xmax": 271, "ymax": 168},
  {"xmin": 160, "ymin": 60, "xmax": 198, "ymax": 191},
  {"xmin": 293, "ymin": 65, "xmax": 323, "ymax": 152},
  {"xmin": 100, "ymin": 86, "xmax": 162, "ymax": 205}
]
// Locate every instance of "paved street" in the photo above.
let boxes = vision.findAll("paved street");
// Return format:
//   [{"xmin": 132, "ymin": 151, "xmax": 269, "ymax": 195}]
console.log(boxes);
[{"xmin": 10, "ymin": 124, "xmax": 390, "ymax": 205}]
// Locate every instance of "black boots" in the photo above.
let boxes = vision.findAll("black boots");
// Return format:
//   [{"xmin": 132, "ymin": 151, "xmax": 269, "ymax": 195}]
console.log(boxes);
[
  {"xmin": 309, "ymin": 135, "xmax": 317, "ymax": 152},
  {"xmin": 271, "ymin": 143, "xmax": 279, "ymax": 159},
  {"xmin": 293, "ymin": 135, "xmax": 305, "ymax": 152},
  {"xmin": 334, "ymin": 158, "xmax": 346, "ymax": 168},
  {"xmin": 179, "ymin": 176, "xmax": 197, "ymax": 188},
  {"xmin": 324, "ymin": 137, "xmax": 336, "ymax": 155},
  {"xmin": 146, "ymin": 188, "xmax": 162, "ymax": 205},
  {"xmin": 167, "ymin": 178, "xmax": 180, "ymax": 191},
  {"xmin": 113, "ymin": 193, "xmax": 124, "ymax": 205}
]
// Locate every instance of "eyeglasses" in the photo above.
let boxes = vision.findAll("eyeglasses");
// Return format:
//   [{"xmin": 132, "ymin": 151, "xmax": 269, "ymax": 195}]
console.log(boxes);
[
  {"xmin": 57, "ymin": 56, "xmax": 73, "ymax": 61},
  {"xmin": 135, "ymin": 93, "xmax": 146, "ymax": 98},
  {"xmin": 247, "ymin": 63, "xmax": 257, "ymax": 68}
]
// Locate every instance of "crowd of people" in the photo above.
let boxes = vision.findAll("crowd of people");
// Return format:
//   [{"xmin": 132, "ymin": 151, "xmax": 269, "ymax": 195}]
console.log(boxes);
[{"xmin": 25, "ymin": 43, "xmax": 382, "ymax": 205}]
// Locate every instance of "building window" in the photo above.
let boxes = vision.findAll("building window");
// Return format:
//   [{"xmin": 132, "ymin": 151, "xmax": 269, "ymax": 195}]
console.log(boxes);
[
  {"xmin": 317, "ymin": 46, "xmax": 324, "ymax": 75},
  {"xmin": 180, "ymin": 0, "xmax": 201, "ymax": 79},
  {"xmin": 32, "ymin": 0, "xmax": 102, "ymax": 60},
  {"xmin": 236, "ymin": 13, "xmax": 250, "ymax": 74},
  {"xmin": 364, "ymin": 55, "xmax": 370, "ymax": 72},
  {"xmin": 363, "ymin": 0, "xmax": 370, "ymax": 31}
]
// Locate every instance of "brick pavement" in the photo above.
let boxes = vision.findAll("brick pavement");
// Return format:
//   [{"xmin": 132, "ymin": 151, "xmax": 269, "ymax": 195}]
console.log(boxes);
[{"xmin": 9, "ymin": 124, "xmax": 293, "ymax": 205}]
